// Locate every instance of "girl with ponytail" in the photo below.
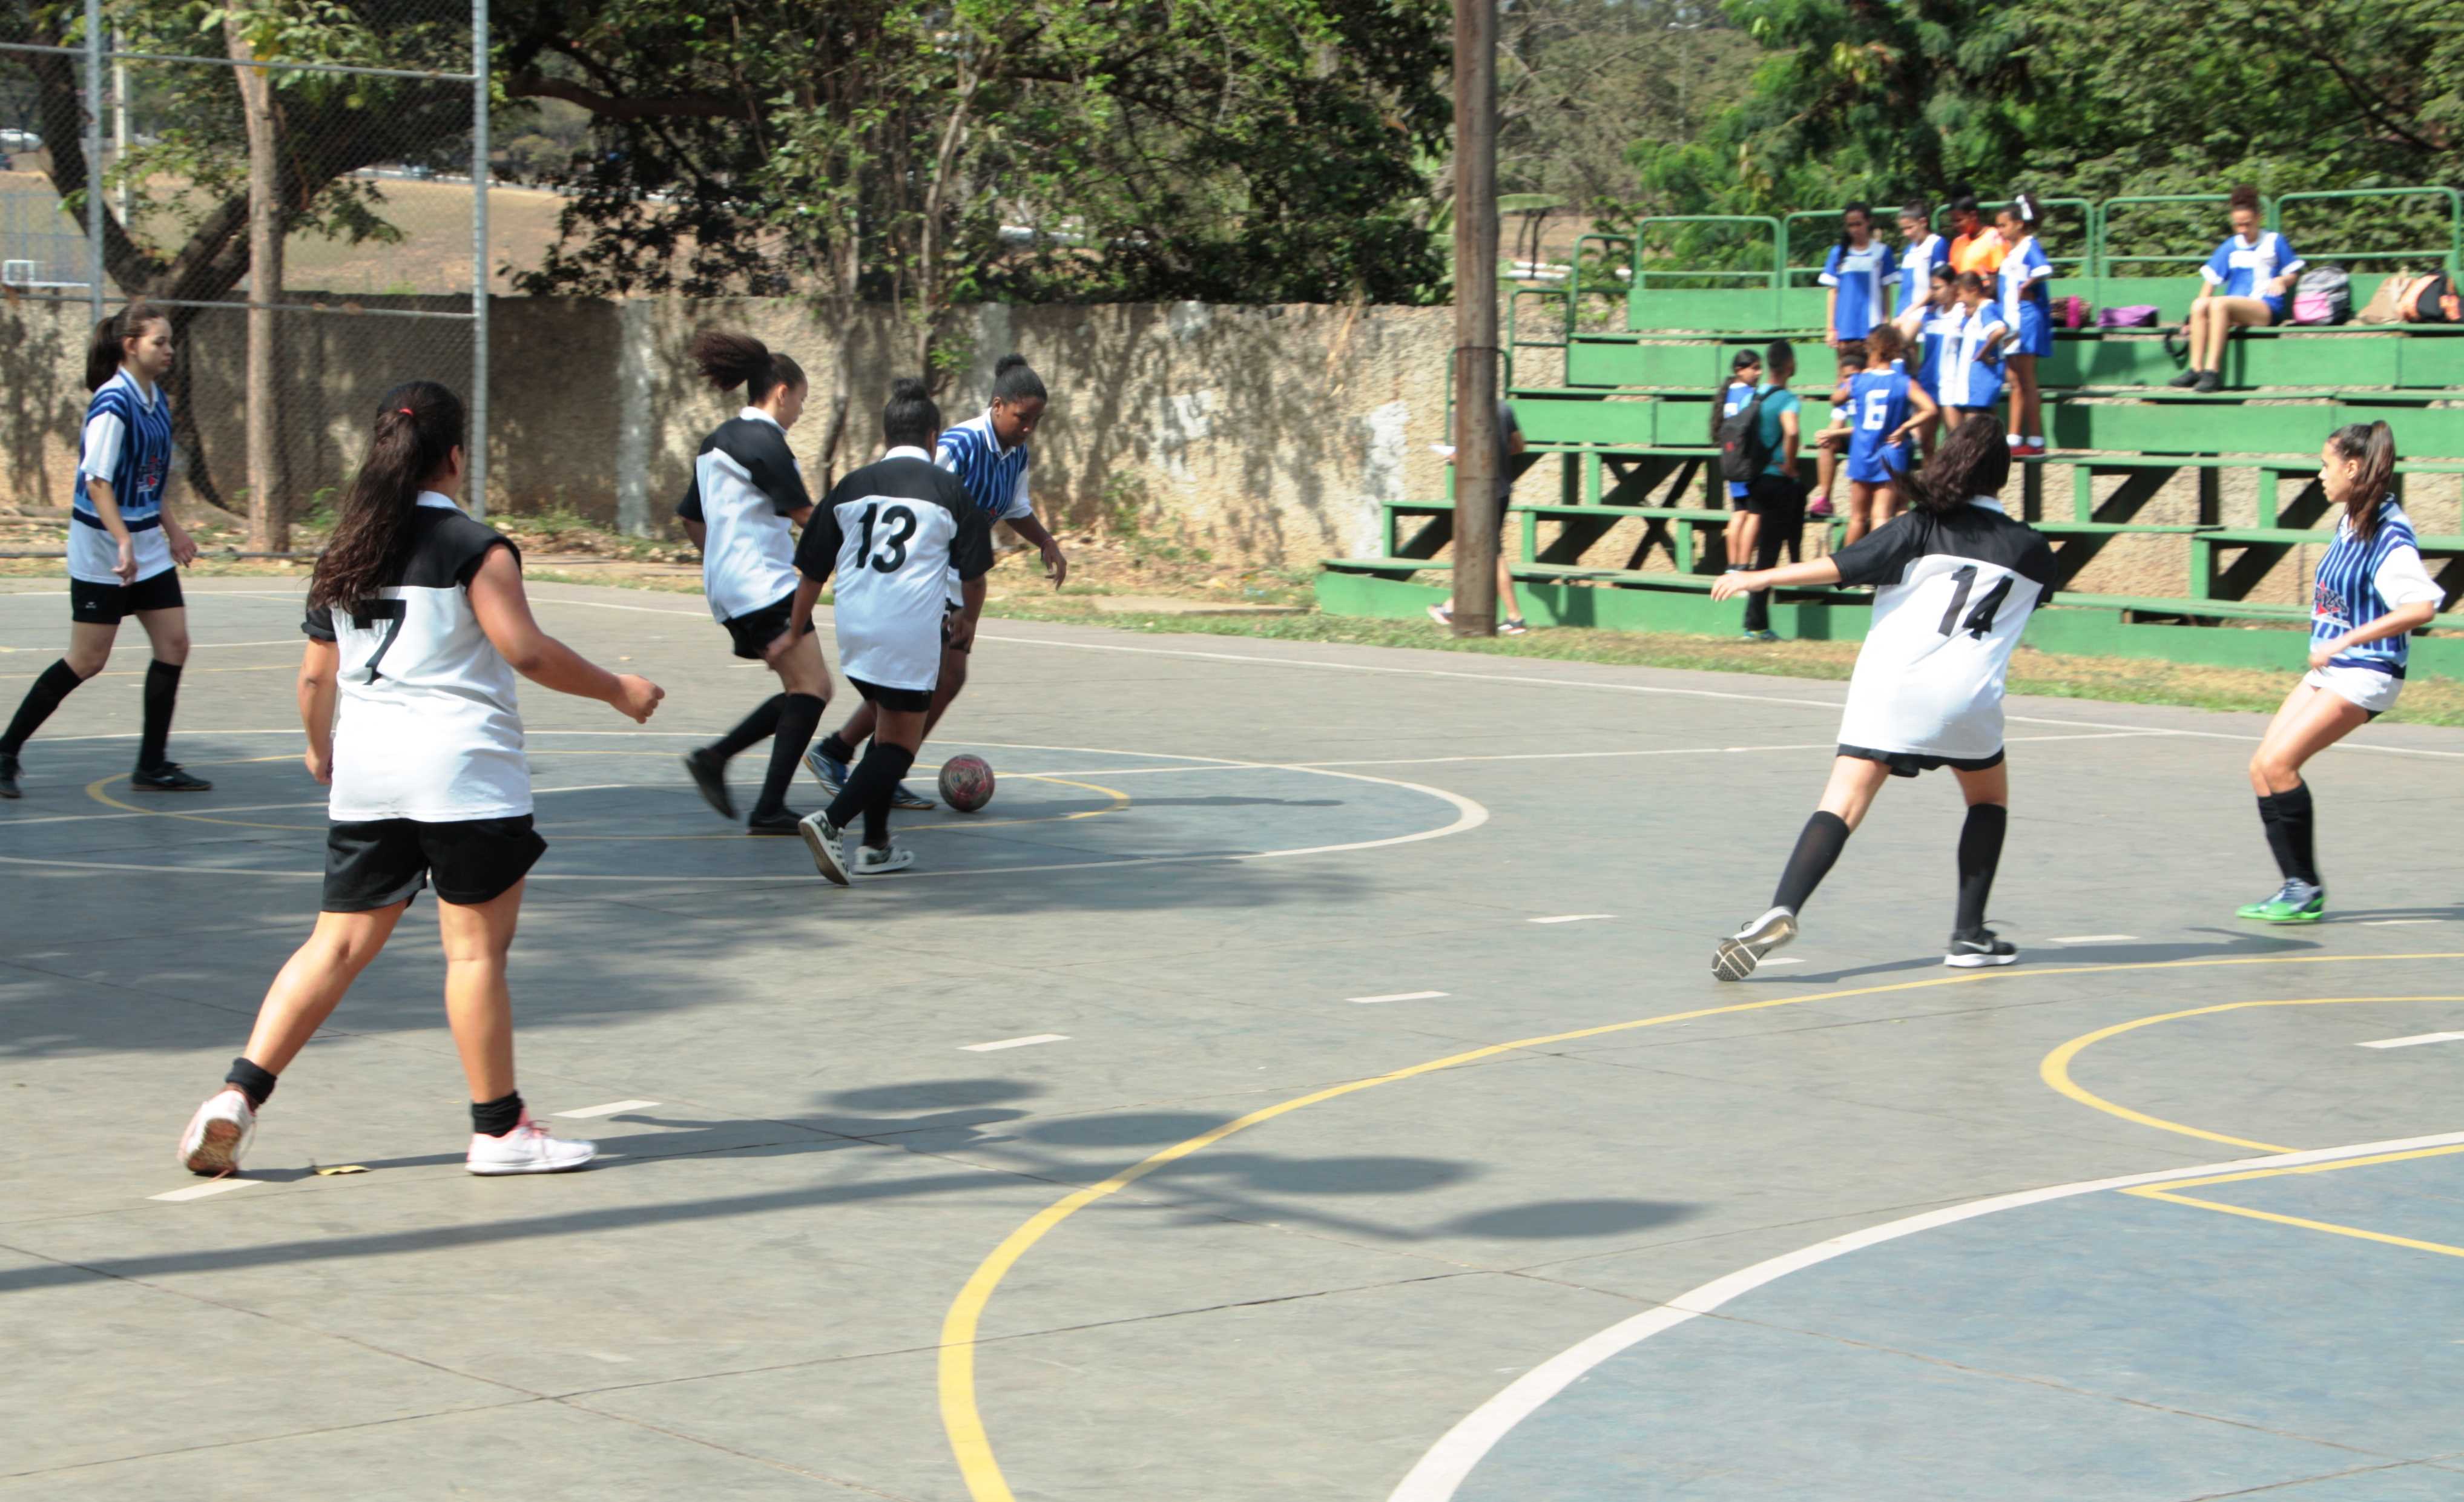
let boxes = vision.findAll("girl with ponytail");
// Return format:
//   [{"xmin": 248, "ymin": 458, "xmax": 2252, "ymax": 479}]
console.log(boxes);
[
  {"xmin": 673, "ymin": 328, "xmax": 836, "ymax": 837},
  {"xmin": 177, "ymin": 381, "xmax": 664, "ymax": 1180},
  {"xmin": 1710, "ymin": 415, "xmax": 2057, "ymax": 978},
  {"xmin": 2236, "ymin": 421, "xmax": 2445, "ymax": 924},
  {"xmin": 1, "ymin": 301, "xmax": 203, "ymax": 799}
]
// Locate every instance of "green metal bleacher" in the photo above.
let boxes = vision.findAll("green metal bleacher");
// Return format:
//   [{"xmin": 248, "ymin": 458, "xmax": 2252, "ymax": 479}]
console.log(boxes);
[{"xmin": 1318, "ymin": 187, "xmax": 2464, "ymax": 674}]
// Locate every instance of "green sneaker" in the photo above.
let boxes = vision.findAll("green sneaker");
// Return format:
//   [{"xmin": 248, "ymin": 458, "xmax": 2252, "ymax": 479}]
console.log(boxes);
[{"xmin": 2236, "ymin": 880, "xmax": 2324, "ymax": 924}]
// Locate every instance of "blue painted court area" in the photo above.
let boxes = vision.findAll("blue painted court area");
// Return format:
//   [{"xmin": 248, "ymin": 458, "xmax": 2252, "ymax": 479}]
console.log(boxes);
[{"xmin": 1460, "ymin": 1150, "xmax": 2464, "ymax": 1501}]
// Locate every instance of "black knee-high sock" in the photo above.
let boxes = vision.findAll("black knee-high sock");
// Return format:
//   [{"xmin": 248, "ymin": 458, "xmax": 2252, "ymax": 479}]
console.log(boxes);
[
  {"xmin": 2273, "ymin": 782, "xmax": 2320, "ymax": 886},
  {"xmin": 1955, "ymin": 803, "xmax": 2008, "ymax": 933},
  {"xmin": 826, "ymin": 741, "xmax": 915, "ymax": 842},
  {"xmin": 710, "ymin": 694, "xmax": 785, "ymax": 763},
  {"xmin": 1771, "ymin": 811, "xmax": 1851, "ymax": 914},
  {"xmin": 817, "ymin": 731, "xmax": 855, "ymax": 763},
  {"xmin": 2255, "ymin": 794, "xmax": 2294, "ymax": 881},
  {"xmin": 2, "ymin": 659, "xmax": 88, "ymax": 757},
  {"xmin": 137, "ymin": 660, "xmax": 182, "ymax": 770},
  {"xmin": 749, "ymin": 693, "xmax": 825, "ymax": 820}
]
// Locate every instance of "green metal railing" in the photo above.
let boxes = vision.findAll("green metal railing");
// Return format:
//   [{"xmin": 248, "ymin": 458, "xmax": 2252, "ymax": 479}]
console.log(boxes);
[
  {"xmin": 1630, "ymin": 214, "xmax": 1783, "ymax": 328},
  {"xmin": 2093, "ymin": 194, "xmax": 2265, "ymax": 279},
  {"xmin": 2272, "ymin": 188, "xmax": 2462, "ymax": 276},
  {"xmin": 1562, "ymin": 232, "xmax": 1635, "ymax": 346}
]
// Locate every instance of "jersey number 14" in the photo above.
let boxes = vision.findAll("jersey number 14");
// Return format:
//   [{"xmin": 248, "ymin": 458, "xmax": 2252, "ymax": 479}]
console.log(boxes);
[{"xmin": 1935, "ymin": 565, "xmax": 2014, "ymax": 639}]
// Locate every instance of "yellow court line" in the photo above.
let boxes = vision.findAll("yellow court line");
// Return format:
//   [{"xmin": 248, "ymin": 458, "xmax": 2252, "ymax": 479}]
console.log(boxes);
[
  {"xmin": 2133, "ymin": 1141, "xmax": 2464, "ymax": 1194},
  {"xmin": 2125, "ymin": 1188, "xmax": 2464, "ymax": 1260},
  {"xmin": 937, "ymin": 953, "xmax": 2464, "ymax": 1502},
  {"xmin": 2040, "ymin": 996, "xmax": 2464, "ymax": 1153}
]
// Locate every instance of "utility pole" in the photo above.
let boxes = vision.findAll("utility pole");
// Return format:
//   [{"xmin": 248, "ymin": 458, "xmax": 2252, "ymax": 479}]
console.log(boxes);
[{"xmin": 1449, "ymin": 0, "xmax": 1500, "ymax": 637}]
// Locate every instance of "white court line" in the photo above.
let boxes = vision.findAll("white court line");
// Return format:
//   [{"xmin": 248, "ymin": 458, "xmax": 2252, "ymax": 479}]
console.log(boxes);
[
  {"xmin": 1760, "ymin": 957, "xmax": 1804, "ymax": 966},
  {"xmin": 0, "ymin": 783, "xmax": 637, "ymax": 827},
  {"xmin": 2365, "ymin": 919, "xmax": 2440, "ymax": 927},
  {"xmin": 1386, "ymin": 1128, "xmax": 2464, "ymax": 1502},
  {"xmin": 960, "ymin": 1035, "xmax": 1068, "ymax": 1052},
  {"xmin": 150, "ymin": 1179, "xmax": 259, "ymax": 1202},
  {"xmin": 2049, "ymin": 934, "xmax": 2139, "ymax": 944},
  {"xmin": 2357, "ymin": 1032, "xmax": 2464, "ymax": 1050},
  {"xmin": 1529, "ymin": 914, "xmax": 1613, "ymax": 925},
  {"xmin": 555, "ymin": 1099, "xmax": 661, "ymax": 1117},
  {"xmin": 1350, "ymin": 990, "xmax": 1448, "ymax": 1004}
]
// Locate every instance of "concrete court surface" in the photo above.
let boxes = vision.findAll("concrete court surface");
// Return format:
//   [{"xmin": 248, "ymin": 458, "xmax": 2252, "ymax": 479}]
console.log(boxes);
[{"xmin": 4, "ymin": 575, "xmax": 2462, "ymax": 1501}]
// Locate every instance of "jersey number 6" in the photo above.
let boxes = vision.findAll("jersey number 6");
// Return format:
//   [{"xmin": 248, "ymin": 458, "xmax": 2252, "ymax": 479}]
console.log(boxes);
[
  {"xmin": 350, "ymin": 600, "xmax": 409, "ymax": 682},
  {"xmin": 856, "ymin": 503, "xmax": 918, "ymax": 573}
]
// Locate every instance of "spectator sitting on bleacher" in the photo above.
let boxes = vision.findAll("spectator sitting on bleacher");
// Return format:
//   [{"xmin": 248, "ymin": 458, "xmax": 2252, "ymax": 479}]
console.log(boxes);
[
  {"xmin": 1821, "ymin": 203, "xmax": 1896, "ymax": 351},
  {"xmin": 1808, "ymin": 340, "xmax": 1866, "ymax": 522},
  {"xmin": 1948, "ymin": 186, "xmax": 2004, "ymax": 278},
  {"xmin": 2358, "ymin": 269, "xmax": 2462, "ymax": 325},
  {"xmin": 2175, "ymin": 185, "xmax": 2304, "ymax": 393}
]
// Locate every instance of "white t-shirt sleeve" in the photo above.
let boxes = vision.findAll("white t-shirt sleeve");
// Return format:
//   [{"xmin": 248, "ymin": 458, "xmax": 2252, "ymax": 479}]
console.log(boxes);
[
  {"xmin": 2374, "ymin": 545, "xmax": 2446, "ymax": 610},
  {"xmin": 1003, "ymin": 463, "xmax": 1032, "ymax": 521},
  {"xmin": 81, "ymin": 412, "xmax": 127, "ymax": 484}
]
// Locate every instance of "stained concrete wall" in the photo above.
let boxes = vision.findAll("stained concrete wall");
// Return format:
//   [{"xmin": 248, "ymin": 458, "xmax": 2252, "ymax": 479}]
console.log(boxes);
[{"xmin": 2, "ymin": 294, "xmax": 1455, "ymax": 571}]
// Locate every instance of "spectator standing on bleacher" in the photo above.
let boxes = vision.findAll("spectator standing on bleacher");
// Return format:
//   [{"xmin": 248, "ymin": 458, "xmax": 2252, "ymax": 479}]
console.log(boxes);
[
  {"xmin": 1995, "ymin": 193, "xmax": 2054, "ymax": 455},
  {"xmin": 1736, "ymin": 341, "xmax": 1804, "ymax": 642},
  {"xmin": 1908, "ymin": 263, "xmax": 1960, "ymax": 458},
  {"xmin": 1940, "ymin": 272, "xmax": 2011, "ymax": 430},
  {"xmin": 1428, "ymin": 399, "xmax": 1529, "ymax": 636},
  {"xmin": 1896, "ymin": 200, "xmax": 1947, "ymax": 329},
  {"xmin": 2177, "ymin": 185, "xmax": 2304, "ymax": 393},
  {"xmin": 1948, "ymin": 187, "xmax": 2005, "ymax": 279},
  {"xmin": 1715, "ymin": 348, "xmax": 1764, "ymax": 579},
  {"xmin": 1821, "ymin": 203, "xmax": 1897, "ymax": 350}
]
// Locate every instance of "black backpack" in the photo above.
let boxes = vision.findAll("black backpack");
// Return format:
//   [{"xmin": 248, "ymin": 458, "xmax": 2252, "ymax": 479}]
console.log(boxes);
[{"xmin": 1718, "ymin": 390, "xmax": 1773, "ymax": 484}]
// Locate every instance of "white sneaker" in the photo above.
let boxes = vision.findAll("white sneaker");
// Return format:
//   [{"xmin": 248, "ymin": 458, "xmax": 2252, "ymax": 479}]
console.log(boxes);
[
  {"xmin": 177, "ymin": 1089, "xmax": 255, "ymax": 1175},
  {"xmin": 797, "ymin": 812, "xmax": 851, "ymax": 886},
  {"xmin": 466, "ymin": 1115, "xmax": 596, "ymax": 1176},
  {"xmin": 852, "ymin": 843, "xmax": 915, "ymax": 876},
  {"xmin": 1712, "ymin": 905, "xmax": 1797, "ymax": 982}
]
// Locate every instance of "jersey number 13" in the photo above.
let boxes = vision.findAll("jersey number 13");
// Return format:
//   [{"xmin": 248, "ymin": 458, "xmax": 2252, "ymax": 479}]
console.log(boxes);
[{"xmin": 855, "ymin": 503, "xmax": 917, "ymax": 573}]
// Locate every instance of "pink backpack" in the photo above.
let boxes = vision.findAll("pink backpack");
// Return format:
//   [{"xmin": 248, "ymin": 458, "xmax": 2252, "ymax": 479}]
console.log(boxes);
[{"xmin": 2051, "ymin": 295, "xmax": 2092, "ymax": 330}]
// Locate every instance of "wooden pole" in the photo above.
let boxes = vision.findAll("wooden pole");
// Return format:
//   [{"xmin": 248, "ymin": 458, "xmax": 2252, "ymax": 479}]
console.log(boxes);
[
  {"xmin": 228, "ymin": 14, "xmax": 285, "ymax": 551},
  {"xmin": 1450, "ymin": 0, "xmax": 1499, "ymax": 636}
]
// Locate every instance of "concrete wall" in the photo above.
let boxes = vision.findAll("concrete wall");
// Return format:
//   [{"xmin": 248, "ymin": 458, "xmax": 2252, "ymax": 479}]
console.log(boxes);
[{"xmin": 1, "ymin": 294, "xmax": 1455, "ymax": 570}]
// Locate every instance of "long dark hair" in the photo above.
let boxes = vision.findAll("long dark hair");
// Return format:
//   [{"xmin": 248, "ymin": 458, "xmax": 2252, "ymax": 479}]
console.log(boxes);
[
  {"xmin": 883, "ymin": 375, "xmax": 941, "ymax": 450},
  {"xmin": 1840, "ymin": 201, "xmax": 1873, "ymax": 252},
  {"xmin": 1709, "ymin": 348, "xmax": 1761, "ymax": 442},
  {"xmin": 992, "ymin": 352, "xmax": 1047, "ymax": 404},
  {"xmin": 688, "ymin": 329, "xmax": 804, "ymax": 403},
  {"xmin": 86, "ymin": 301, "xmax": 168, "ymax": 392},
  {"xmin": 309, "ymin": 381, "xmax": 466, "ymax": 613},
  {"xmin": 2326, "ymin": 420, "xmax": 2397, "ymax": 542},
  {"xmin": 1900, "ymin": 412, "xmax": 2010, "ymax": 515}
]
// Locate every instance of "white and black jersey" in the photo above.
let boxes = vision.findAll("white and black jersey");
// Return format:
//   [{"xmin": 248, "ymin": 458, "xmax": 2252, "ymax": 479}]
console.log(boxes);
[
  {"xmin": 677, "ymin": 407, "xmax": 812, "ymax": 622},
  {"xmin": 1829, "ymin": 499, "xmax": 2056, "ymax": 760},
  {"xmin": 796, "ymin": 446, "xmax": 995, "ymax": 691},
  {"xmin": 303, "ymin": 493, "xmax": 529, "ymax": 822}
]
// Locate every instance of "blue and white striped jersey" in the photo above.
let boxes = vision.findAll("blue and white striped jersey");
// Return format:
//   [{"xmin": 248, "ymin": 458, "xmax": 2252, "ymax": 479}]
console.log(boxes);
[
  {"xmin": 1822, "ymin": 241, "xmax": 1898, "ymax": 342},
  {"xmin": 1898, "ymin": 234, "xmax": 1946, "ymax": 314},
  {"xmin": 1918, "ymin": 306, "xmax": 1960, "ymax": 395},
  {"xmin": 1997, "ymin": 237, "xmax": 2054, "ymax": 325},
  {"xmin": 1847, "ymin": 361, "xmax": 1915, "ymax": 474},
  {"xmin": 69, "ymin": 369, "xmax": 177, "ymax": 585},
  {"xmin": 2311, "ymin": 500, "xmax": 2445, "ymax": 676},
  {"xmin": 1940, "ymin": 306, "xmax": 2009, "ymax": 409},
  {"xmin": 937, "ymin": 412, "xmax": 1033, "ymax": 523},
  {"xmin": 2202, "ymin": 231, "xmax": 2304, "ymax": 308}
]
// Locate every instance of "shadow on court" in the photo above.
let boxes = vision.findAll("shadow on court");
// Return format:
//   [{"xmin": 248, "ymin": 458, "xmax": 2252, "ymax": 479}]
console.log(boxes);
[{"xmin": 1776, "ymin": 926, "xmax": 2327, "ymax": 985}]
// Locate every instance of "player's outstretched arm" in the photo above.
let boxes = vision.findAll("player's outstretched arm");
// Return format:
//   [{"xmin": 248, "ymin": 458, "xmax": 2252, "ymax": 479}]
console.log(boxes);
[
  {"xmin": 465, "ymin": 545, "xmax": 664, "ymax": 722},
  {"xmin": 1006, "ymin": 513, "xmax": 1069, "ymax": 588},
  {"xmin": 785, "ymin": 575, "xmax": 827, "ymax": 648},
  {"xmin": 1710, "ymin": 556, "xmax": 1846, "ymax": 601},
  {"xmin": 298, "ymin": 638, "xmax": 339, "ymax": 784}
]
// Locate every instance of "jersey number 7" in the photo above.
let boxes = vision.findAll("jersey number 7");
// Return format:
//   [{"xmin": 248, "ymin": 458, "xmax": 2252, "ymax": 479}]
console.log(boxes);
[
  {"xmin": 1935, "ymin": 565, "xmax": 2015, "ymax": 639},
  {"xmin": 350, "ymin": 600, "xmax": 409, "ymax": 682}
]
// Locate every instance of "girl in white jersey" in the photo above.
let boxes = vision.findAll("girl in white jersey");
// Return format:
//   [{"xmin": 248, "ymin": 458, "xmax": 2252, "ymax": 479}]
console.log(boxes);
[
  {"xmin": 674, "ymin": 331, "xmax": 833, "ymax": 835},
  {"xmin": 176, "ymin": 381, "xmax": 664, "ymax": 1179},
  {"xmin": 2236, "ymin": 421, "xmax": 2445, "ymax": 924},
  {"xmin": 0, "ymin": 303, "xmax": 208, "ymax": 799},
  {"xmin": 1710, "ymin": 418, "xmax": 2056, "ymax": 978}
]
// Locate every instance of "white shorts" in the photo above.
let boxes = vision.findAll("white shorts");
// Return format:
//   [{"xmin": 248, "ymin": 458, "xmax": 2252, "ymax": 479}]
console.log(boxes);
[{"xmin": 2305, "ymin": 665, "xmax": 2401, "ymax": 716}]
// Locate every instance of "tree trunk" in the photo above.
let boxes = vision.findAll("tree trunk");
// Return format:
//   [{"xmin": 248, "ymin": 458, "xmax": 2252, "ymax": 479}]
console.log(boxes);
[{"xmin": 228, "ymin": 15, "xmax": 286, "ymax": 552}]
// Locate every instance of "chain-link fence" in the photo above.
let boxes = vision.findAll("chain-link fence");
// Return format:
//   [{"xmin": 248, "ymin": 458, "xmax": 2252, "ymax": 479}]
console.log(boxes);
[{"xmin": 2, "ymin": 0, "xmax": 489, "ymax": 551}]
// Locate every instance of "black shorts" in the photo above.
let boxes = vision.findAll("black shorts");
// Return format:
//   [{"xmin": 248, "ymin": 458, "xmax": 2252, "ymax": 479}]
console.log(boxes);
[
  {"xmin": 1743, "ymin": 473, "xmax": 1805, "ymax": 518},
  {"xmin": 851, "ymin": 676, "xmax": 935, "ymax": 713},
  {"xmin": 70, "ymin": 568, "xmax": 183, "ymax": 624},
  {"xmin": 323, "ymin": 815, "xmax": 547, "ymax": 912},
  {"xmin": 722, "ymin": 594, "xmax": 815, "ymax": 661},
  {"xmin": 1839, "ymin": 743, "xmax": 2006, "ymax": 779}
]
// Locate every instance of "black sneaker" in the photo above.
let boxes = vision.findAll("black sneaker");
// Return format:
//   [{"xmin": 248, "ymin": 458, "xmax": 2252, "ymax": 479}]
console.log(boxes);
[
  {"xmin": 131, "ymin": 763, "xmax": 212, "ymax": 792},
  {"xmin": 683, "ymin": 748, "xmax": 735, "ymax": 820},
  {"xmin": 889, "ymin": 782, "xmax": 935, "ymax": 812},
  {"xmin": 745, "ymin": 808, "xmax": 805, "ymax": 836},
  {"xmin": 2167, "ymin": 369, "xmax": 2201, "ymax": 389},
  {"xmin": 0, "ymin": 751, "xmax": 18, "ymax": 799},
  {"xmin": 2193, "ymin": 371, "xmax": 2221, "ymax": 394},
  {"xmin": 1945, "ymin": 928, "xmax": 2019, "ymax": 968}
]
